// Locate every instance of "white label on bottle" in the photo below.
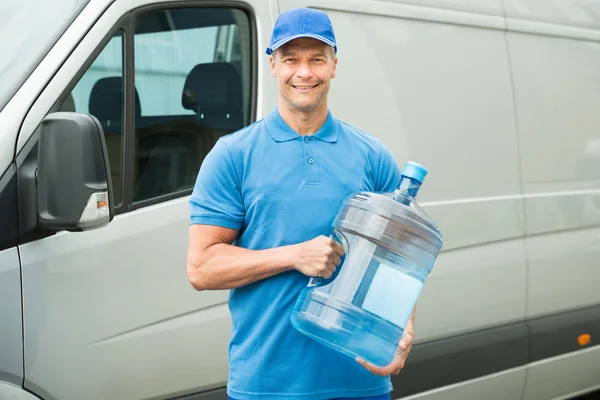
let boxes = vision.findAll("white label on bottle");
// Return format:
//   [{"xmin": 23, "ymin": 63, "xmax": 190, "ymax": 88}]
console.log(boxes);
[{"xmin": 361, "ymin": 263, "xmax": 423, "ymax": 328}]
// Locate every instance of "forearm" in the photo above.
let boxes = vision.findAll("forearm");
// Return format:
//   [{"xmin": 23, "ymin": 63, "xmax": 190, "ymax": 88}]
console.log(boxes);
[{"xmin": 187, "ymin": 242, "xmax": 294, "ymax": 290}]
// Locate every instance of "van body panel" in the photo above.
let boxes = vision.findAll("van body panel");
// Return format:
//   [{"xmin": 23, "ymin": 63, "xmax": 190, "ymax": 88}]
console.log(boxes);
[
  {"xmin": 522, "ymin": 346, "xmax": 600, "ymax": 400},
  {"xmin": 507, "ymin": 33, "xmax": 600, "ymax": 190},
  {"xmin": 0, "ymin": 382, "xmax": 42, "ymax": 400},
  {"xmin": 504, "ymin": 0, "xmax": 600, "ymax": 32},
  {"xmin": 525, "ymin": 229, "xmax": 600, "ymax": 317},
  {"xmin": 0, "ymin": 248, "xmax": 24, "ymax": 386},
  {"xmin": 379, "ymin": 0, "xmax": 505, "ymax": 18},
  {"xmin": 296, "ymin": 0, "xmax": 506, "ymax": 31},
  {"xmin": 422, "ymin": 198, "xmax": 524, "ymax": 252},
  {"xmin": 527, "ymin": 305, "xmax": 600, "ymax": 362},
  {"xmin": 506, "ymin": 11, "xmax": 600, "ymax": 319},
  {"xmin": 414, "ymin": 240, "xmax": 527, "ymax": 341},
  {"xmin": 396, "ymin": 367, "xmax": 527, "ymax": 400},
  {"xmin": 524, "ymin": 189, "xmax": 600, "ymax": 237},
  {"xmin": 391, "ymin": 321, "xmax": 529, "ymax": 397},
  {"xmin": 20, "ymin": 200, "xmax": 231, "ymax": 400}
]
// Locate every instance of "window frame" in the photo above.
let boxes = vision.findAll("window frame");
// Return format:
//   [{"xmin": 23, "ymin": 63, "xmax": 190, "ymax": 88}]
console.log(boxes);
[
  {"xmin": 51, "ymin": 19, "xmax": 129, "ymax": 215},
  {"xmin": 49, "ymin": 1, "xmax": 257, "ymax": 214},
  {"xmin": 127, "ymin": 1, "xmax": 258, "ymax": 211}
]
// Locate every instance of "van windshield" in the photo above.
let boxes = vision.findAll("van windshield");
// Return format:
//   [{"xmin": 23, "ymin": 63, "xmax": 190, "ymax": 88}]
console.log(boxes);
[{"xmin": 0, "ymin": 0, "xmax": 90, "ymax": 113}]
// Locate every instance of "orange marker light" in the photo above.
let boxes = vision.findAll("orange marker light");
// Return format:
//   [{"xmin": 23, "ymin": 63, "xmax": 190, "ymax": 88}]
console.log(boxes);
[
  {"xmin": 578, "ymin": 334, "xmax": 591, "ymax": 347},
  {"xmin": 97, "ymin": 200, "xmax": 107, "ymax": 209}
]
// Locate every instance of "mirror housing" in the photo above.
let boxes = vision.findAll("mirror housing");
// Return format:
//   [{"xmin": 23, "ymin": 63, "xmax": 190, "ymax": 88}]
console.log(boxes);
[{"xmin": 37, "ymin": 112, "xmax": 114, "ymax": 232}]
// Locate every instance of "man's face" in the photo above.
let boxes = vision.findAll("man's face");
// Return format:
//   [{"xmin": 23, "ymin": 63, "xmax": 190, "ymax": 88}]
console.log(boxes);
[{"xmin": 270, "ymin": 38, "xmax": 338, "ymax": 113}]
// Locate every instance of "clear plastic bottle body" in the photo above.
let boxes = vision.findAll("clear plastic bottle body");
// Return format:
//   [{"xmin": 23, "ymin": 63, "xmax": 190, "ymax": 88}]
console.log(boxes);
[{"xmin": 291, "ymin": 164, "xmax": 443, "ymax": 367}]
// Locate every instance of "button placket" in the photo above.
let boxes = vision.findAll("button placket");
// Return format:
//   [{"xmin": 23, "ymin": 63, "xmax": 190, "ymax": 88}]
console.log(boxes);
[
  {"xmin": 300, "ymin": 136, "xmax": 320, "ymax": 184},
  {"xmin": 305, "ymin": 154, "xmax": 319, "ymax": 183}
]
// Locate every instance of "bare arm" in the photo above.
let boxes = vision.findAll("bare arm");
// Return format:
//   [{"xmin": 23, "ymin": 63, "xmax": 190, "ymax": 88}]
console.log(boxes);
[{"xmin": 186, "ymin": 224, "xmax": 344, "ymax": 291}]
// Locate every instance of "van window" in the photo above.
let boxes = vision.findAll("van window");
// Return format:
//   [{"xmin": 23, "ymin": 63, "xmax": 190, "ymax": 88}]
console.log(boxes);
[
  {"xmin": 58, "ymin": 31, "xmax": 125, "ymax": 206},
  {"xmin": 132, "ymin": 8, "xmax": 252, "ymax": 202}
]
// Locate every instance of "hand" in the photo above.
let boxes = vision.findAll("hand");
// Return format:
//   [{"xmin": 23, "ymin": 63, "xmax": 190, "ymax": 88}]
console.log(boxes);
[
  {"xmin": 356, "ymin": 307, "xmax": 415, "ymax": 376},
  {"xmin": 290, "ymin": 235, "xmax": 345, "ymax": 279}
]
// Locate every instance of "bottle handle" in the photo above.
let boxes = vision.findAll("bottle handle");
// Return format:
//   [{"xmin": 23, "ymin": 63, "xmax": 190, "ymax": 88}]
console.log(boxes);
[{"xmin": 307, "ymin": 230, "xmax": 349, "ymax": 287}]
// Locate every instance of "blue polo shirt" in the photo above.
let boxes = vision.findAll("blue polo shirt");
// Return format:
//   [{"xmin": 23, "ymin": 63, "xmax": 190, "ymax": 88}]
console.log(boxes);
[{"xmin": 189, "ymin": 106, "xmax": 402, "ymax": 400}]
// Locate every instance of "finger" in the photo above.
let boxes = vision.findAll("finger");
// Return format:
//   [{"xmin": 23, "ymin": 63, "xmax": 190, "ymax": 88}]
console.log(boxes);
[
  {"xmin": 386, "ymin": 358, "xmax": 404, "ymax": 375},
  {"xmin": 390, "ymin": 360, "xmax": 404, "ymax": 375},
  {"xmin": 321, "ymin": 267, "xmax": 333, "ymax": 279},
  {"xmin": 393, "ymin": 357, "xmax": 406, "ymax": 370},
  {"xmin": 331, "ymin": 240, "xmax": 345, "ymax": 257},
  {"xmin": 404, "ymin": 323, "xmax": 415, "ymax": 337},
  {"xmin": 326, "ymin": 258, "xmax": 337, "ymax": 273},
  {"xmin": 395, "ymin": 343, "xmax": 410, "ymax": 361},
  {"xmin": 356, "ymin": 357, "xmax": 393, "ymax": 376},
  {"xmin": 399, "ymin": 332, "xmax": 413, "ymax": 351},
  {"xmin": 356, "ymin": 358, "xmax": 383, "ymax": 375},
  {"xmin": 399, "ymin": 338, "xmax": 411, "ymax": 351},
  {"xmin": 332, "ymin": 252, "xmax": 341, "ymax": 266}
]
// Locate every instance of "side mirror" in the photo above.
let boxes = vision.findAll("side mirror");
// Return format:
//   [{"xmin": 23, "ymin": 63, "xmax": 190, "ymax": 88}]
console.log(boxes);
[{"xmin": 37, "ymin": 112, "xmax": 114, "ymax": 231}]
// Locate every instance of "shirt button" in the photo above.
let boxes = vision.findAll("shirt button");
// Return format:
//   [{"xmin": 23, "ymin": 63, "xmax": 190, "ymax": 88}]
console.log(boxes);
[
  {"xmin": 308, "ymin": 157, "xmax": 315, "ymax": 164},
  {"xmin": 304, "ymin": 137, "xmax": 310, "ymax": 143}
]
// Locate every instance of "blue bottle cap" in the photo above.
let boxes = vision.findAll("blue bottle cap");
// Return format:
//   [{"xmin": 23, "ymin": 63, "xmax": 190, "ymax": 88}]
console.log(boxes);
[{"xmin": 401, "ymin": 161, "xmax": 428, "ymax": 183}]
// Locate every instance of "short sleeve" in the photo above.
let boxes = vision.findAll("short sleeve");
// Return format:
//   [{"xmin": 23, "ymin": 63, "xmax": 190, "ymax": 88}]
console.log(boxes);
[
  {"xmin": 374, "ymin": 142, "xmax": 403, "ymax": 193},
  {"xmin": 189, "ymin": 140, "xmax": 245, "ymax": 229}
]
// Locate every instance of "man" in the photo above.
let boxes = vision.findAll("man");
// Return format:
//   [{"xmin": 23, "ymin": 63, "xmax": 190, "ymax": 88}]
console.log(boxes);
[{"xmin": 187, "ymin": 7, "xmax": 415, "ymax": 400}]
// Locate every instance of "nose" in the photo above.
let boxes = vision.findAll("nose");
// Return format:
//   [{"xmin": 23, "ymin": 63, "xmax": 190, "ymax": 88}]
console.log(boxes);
[{"xmin": 294, "ymin": 60, "xmax": 313, "ymax": 80}]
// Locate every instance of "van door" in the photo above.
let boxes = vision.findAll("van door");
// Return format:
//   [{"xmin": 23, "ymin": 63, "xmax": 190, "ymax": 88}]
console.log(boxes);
[
  {"xmin": 15, "ymin": 1, "xmax": 271, "ymax": 399},
  {"xmin": 503, "ymin": 0, "xmax": 600, "ymax": 399}
]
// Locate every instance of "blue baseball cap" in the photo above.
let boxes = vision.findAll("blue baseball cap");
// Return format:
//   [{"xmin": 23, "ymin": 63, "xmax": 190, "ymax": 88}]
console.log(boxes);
[{"xmin": 266, "ymin": 8, "xmax": 337, "ymax": 55}]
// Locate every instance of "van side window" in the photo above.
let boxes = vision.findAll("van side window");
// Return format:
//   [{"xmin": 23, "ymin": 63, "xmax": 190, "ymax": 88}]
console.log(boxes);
[
  {"xmin": 132, "ymin": 8, "xmax": 252, "ymax": 202},
  {"xmin": 57, "ymin": 31, "xmax": 125, "ymax": 206}
]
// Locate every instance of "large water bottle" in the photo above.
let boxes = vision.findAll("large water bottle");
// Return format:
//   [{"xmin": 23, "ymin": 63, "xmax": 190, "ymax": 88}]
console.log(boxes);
[{"xmin": 291, "ymin": 161, "xmax": 443, "ymax": 367}]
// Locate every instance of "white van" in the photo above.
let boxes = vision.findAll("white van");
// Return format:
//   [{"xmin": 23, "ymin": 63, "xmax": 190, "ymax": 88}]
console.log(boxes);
[{"xmin": 1, "ymin": 0, "xmax": 599, "ymax": 399}]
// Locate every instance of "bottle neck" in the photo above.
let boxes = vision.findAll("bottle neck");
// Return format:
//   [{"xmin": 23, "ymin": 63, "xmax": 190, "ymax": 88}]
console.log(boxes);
[{"xmin": 393, "ymin": 176, "xmax": 422, "ymax": 205}]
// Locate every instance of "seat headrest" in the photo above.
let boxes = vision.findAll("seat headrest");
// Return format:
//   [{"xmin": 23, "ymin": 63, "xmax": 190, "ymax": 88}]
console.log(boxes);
[
  {"xmin": 181, "ymin": 62, "xmax": 242, "ymax": 115},
  {"xmin": 89, "ymin": 77, "xmax": 141, "ymax": 124}
]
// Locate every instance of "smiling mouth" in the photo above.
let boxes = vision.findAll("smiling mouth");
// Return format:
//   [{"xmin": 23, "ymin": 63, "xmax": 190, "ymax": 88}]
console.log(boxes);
[{"xmin": 292, "ymin": 84, "xmax": 319, "ymax": 90}]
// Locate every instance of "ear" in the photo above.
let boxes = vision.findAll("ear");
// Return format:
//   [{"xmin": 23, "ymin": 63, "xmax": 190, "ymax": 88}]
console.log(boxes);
[
  {"xmin": 269, "ymin": 55, "xmax": 277, "ymax": 78},
  {"xmin": 331, "ymin": 56, "xmax": 338, "ymax": 79}
]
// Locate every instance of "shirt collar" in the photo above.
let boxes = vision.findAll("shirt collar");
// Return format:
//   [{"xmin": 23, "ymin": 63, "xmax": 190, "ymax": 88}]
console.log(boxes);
[{"xmin": 264, "ymin": 106, "xmax": 339, "ymax": 143}]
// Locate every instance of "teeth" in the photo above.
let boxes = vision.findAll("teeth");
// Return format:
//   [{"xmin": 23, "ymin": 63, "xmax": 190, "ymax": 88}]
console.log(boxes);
[{"xmin": 293, "ymin": 84, "xmax": 317, "ymax": 89}]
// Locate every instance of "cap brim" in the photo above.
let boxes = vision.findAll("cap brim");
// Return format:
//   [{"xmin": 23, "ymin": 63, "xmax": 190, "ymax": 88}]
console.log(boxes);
[{"xmin": 269, "ymin": 33, "xmax": 336, "ymax": 54}]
